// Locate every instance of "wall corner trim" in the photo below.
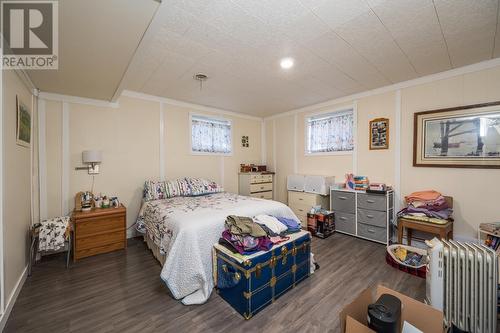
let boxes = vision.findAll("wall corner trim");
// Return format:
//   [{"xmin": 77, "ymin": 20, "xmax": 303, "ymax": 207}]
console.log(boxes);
[
  {"xmin": 264, "ymin": 57, "xmax": 500, "ymax": 120},
  {"xmin": 121, "ymin": 90, "xmax": 262, "ymax": 121},
  {"xmin": 38, "ymin": 92, "xmax": 119, "ymax": 109},
  {"xmin": 0, "ymin": 266, "xmax": 28, "ymax": 331}
]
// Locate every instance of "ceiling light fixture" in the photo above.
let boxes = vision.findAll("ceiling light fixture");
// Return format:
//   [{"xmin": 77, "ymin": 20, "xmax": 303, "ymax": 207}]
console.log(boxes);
[
  {"xmin": 280, "ymin": 57, "xmax": 294, "ymax": 69},
  {"xmin": 193, "ymin": 73, "xmax": 208, "ymax": 90}
]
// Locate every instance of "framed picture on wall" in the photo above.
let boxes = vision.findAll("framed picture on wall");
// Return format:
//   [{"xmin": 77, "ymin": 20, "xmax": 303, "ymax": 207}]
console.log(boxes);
[
  {"xmin": 413, "ymin": 101, "xmax": 500, "ymax": 168},
  {"xmin": 16, "ymin": 95, "xmax": 31, "ymax": 148},
  {"xmin": 369, "ymin": 118, "xmax": 389, "ymax": 150}
]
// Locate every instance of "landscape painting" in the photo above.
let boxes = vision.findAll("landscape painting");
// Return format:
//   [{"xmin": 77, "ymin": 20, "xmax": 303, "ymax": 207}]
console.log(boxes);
[
  {"xmin": 16, "ymin": 96, "xmax": 31, "ymax": 148},
  {"xmin": 414, "ymin": 102, "xmax": 500, "ymax": 168}
]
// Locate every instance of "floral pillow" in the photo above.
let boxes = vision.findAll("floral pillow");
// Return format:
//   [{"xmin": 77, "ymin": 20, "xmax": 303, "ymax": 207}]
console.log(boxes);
[
  {"xmin": 144, "ymin": 178, "xmax": 223, "ymax": 201},
  {"xmin": 184, "ymin": 177, "xmax": 224, "ymax": 196}
]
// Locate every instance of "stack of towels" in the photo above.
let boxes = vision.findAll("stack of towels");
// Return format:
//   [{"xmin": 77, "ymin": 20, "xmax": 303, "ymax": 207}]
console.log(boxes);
[
  {"xmin": 219, "ymin": 215, "xmax": 301, "ymax": 255},
  {"xmin": 398, "ymin": 190, "xmax": 453, "ymax": 225}
]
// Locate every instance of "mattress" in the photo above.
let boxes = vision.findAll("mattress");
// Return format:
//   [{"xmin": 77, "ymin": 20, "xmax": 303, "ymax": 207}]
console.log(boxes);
[{"xmin": 137, "ymin": 192, "xmax": 299, "ymax": 305}]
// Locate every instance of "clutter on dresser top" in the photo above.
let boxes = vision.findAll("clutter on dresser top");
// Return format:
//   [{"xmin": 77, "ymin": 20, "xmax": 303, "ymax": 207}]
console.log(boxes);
[
  {"xmin": 239, "ymin": 163, "xmax": 268, "ymax": 173},
  {"xmin": 74, "ymin": 191, "xmax": 120, "ymax": 212}
]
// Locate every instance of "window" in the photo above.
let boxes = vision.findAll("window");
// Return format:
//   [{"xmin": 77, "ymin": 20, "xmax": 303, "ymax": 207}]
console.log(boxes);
[
  {"xmin": 191, "ymin": 114, "xmax": 232, "ymax": 154},
  {"xmin": 306, "ymin": 109, "xmax": 354, "ymax": 154}
]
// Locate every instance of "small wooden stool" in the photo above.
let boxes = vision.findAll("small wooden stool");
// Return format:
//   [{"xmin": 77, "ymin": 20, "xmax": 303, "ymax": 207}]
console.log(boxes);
[{"xmin": 397, "ymin": 196, "xmax": 453, "ymax": 245}]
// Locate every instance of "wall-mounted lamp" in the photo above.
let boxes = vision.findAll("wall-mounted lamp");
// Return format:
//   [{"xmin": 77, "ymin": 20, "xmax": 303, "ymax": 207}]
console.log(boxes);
[{"xmin": 75, "ymin": 150, "xmax": 102, "ymax": 174}]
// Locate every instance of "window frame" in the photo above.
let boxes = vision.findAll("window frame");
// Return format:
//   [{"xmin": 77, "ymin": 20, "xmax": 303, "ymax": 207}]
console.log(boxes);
[
  {"xmin": 304, "ymin": 107, "xmax": 355, "ymax": 156},
  {"xmin": 189, "ymin": 113, "xmax": 233, "ymax": 156}
]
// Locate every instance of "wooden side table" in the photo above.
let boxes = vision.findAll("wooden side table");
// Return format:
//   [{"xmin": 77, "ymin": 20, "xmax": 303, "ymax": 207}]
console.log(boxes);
[
  {"xmin": 397, "ymin": 196, "xmax": 453, "ymax": 245},
  {"xmin": 72, "ymin": 205, "xmax": 127, "ymax": 261}
]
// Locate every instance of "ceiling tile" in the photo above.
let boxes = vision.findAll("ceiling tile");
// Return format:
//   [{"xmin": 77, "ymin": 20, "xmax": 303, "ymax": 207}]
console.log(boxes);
[
  {"xmin": 310, "ymin": 0, "xmax": 371, "ymax": 30},
  {"xmin": 434, "ymin": 0, "xmax": 497, "ymax": 67},
  {"xmin": 368, "ymin": 0, "xmax": 452, "ymax": 75},
  {"xmin": 335, "ymin": 10, "xmax": 418, "ymax": 82},
  {"xmin": 305, "ymin": 32, "xmax": 391, "ymax": 89}
]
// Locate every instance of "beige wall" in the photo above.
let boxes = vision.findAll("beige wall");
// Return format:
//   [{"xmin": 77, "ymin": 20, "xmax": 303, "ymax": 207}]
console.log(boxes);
[
  {"xmin": 267, "ymin": 65, "xmax": 500, "ymax": 240},
  {"xmin": 2, "ymin": 70, "xmax": 34, "ymax": 307},
  {"xmin": 43, "ymin": 95, "xmax": 262, "ymax": 234}
]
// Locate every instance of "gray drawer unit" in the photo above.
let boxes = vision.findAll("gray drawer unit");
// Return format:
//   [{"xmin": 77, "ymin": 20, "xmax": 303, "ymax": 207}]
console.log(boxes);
[
  {"xmin": 357, "ymin": 208, "xmax": 386, "ymax": 228},
  {"xmin": 330, "ymin": 188, "xmax": 394, "ymax": 245},
  {"xmin": 357, "ymin": 222, "xmax": 387, "ymax": 243},
  {"xmin": 335, "ymin": 212, "xmax": 356, "ymax": 235},
  {"xmin": 357, "ymin": 193, "xmax": 387, "ymax": 211},
  {"xmin": 331, "ymin": 191, "xmax": 355, "ymax": 214}
]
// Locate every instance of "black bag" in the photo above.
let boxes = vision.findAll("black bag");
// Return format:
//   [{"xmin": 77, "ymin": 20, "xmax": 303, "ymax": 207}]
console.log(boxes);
[{"xmin": 367, "ymin": 293, "xmax": 401, "ymax": 333}]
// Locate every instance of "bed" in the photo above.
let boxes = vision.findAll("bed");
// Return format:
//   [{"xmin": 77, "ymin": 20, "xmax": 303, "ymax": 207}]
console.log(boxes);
[{"xmin": 136, "ymin": 191, "xmax": 299, "ymax": 305}]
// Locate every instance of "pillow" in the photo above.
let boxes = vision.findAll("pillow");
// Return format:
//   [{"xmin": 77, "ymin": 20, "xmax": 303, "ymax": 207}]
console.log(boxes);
[
  {"xmin": 184, "ymin": 177, "xmax": 224, "ymax": 196},
  {"xmin": 143, "ymin": 178, "xmax": 224, "ymax": 201}
]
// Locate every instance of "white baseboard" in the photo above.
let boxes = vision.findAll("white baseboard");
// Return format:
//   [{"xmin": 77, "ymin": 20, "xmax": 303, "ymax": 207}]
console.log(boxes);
[{"xmin": 0, "ymin": 265, "xmax": 28, "ymax": 332}]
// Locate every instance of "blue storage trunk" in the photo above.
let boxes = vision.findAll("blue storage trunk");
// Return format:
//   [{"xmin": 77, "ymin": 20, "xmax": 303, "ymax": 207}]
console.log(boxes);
[{"xmin": 213, "ymin": 231, "xmax": 311, "ymax": 319}]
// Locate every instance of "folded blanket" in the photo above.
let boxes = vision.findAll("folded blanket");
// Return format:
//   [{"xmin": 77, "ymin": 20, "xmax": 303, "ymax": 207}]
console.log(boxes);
[
  {"xmin": 404, "ymin": 206, "xmax": 453, "ymax": 220},
  {"xmin": 253, "ymin": 215, "xmax": 288, "ymax": 234},
  {"xmin": 400, "ymin": 214, "xmax": 450, "ymax": 225},
  {"xmin": 405, "ymin": 190, "xmax": 442, "ymax": 203},
  {"xmin": 38, "ymin": 216, "xmax": 70, "ymax": 251}
]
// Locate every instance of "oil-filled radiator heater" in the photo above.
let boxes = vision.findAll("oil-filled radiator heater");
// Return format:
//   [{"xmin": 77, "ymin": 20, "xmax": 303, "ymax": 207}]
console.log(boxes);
[{"xmin": 426, "ymin": 238, "xmax": 498, "ymax": 333}]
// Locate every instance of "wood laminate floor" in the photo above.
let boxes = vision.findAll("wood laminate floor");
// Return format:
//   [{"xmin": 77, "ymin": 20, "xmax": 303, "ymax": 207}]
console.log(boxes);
[{"xmin": 5, "ymin": 234, "xmax": 425, "ymax": 333}]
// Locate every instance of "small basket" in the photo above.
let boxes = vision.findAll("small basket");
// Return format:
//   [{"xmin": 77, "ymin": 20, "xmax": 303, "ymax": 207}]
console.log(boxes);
[{"xmin": 385, "ymin": 244, "xmax": 427, "ymax": 279}]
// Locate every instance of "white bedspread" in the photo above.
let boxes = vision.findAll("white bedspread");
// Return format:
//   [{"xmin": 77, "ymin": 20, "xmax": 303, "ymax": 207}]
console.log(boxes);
[{"xmin": 137, "ymin": 192, "xmax": 299, "ymax": 305}]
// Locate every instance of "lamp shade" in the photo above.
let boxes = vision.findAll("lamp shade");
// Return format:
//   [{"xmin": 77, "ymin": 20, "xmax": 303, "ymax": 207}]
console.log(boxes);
[{"xmin": 82, "ymin": 150, "xmax": 102, "ymax": 163}]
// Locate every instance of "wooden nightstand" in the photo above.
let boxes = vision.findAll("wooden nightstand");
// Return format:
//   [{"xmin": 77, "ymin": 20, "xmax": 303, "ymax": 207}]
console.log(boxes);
[{"xmin": 72, "ymin": 205, "xmax": 127, "ymax": 262}]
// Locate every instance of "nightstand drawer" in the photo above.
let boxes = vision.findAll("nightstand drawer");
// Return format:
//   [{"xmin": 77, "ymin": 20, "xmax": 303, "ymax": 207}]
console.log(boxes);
[
  {"xmin": 250, "ymin": 183, "xmax": 272, "ymax": 193},
  {"xmin": 75, "ymin": 241, "xmax": 125, "ymax": 260},
  {"xmin": 76, "ymin": 230, "xmax": 125, "ymax": 250},
  {"xmin": 76, "ymin": 215, "xmax": 124, "ymax": 238}
]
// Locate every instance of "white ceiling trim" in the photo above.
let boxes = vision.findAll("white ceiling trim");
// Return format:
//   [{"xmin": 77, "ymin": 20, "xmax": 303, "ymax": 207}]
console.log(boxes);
[
  {"xmin": 265, "ymin": 57, "xmax": 500, "ymax": 120},
  {"xmin": 38, "ymin": 92, "xmax": 120, "ymax": 108},
  {"xmin": 121, "ymin": 90, "xmax": 262, "ymax": 121}
]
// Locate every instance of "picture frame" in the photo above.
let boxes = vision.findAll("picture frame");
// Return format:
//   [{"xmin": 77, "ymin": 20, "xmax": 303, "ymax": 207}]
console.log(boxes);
[
  {"xmin": 16, "ymin": 96, "xmax": 31, "ymax": 148},
  {"xmin": 369, "ymin": 118, "xmax": 389, "ymax": 150},
  {"xmin": 413, "ymin": 101, "xmax": 500, "ymax": 168}
]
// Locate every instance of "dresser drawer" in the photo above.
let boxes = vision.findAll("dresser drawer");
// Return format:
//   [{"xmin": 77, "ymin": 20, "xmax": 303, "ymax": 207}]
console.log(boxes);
[
  {"xmin": 331, "ymin": 191, "xmax": 355, "ymax": 213},
  {"xmin": 250, "ymin": 174, "xmax": 272, "ymax": 184},
  {"xmin": 75, "ymin": 215, "xmax": 124, "ymax": 238},
  {"xmin": 250, "ymin": 183, "xmax": 273, "ymax": 193},
  {"xmin": 357, "ymin": 222, "xmax": 386, "ymax": 243},
  {"xmin": 75, "ymin": 241, "xmax": 125, "ymax": 260},
  {"xmin": 335, "ymin": 211, "xmax": 356, "ymax": 234},
  {"xmin": 291, "ymin": 206, "xmax": 309, "ymax": 219},
  {"xmin": 288, "ymin": 191, "xmax": 317, "ymax": 207},
  {"xmin": 76, "ymin": 230, "xmax": 125, "ymax": 250},
  {"xmin": 250, "ymin": 191, "xmax": 273, "ymax": 200},
  {"xmin": 357, "ymin": 193, "xmax": 387, "ymax": 211},
  {"xmin": 261, "ymin": 174, "xmax": 273, "ymax": 183},
  {"xmin": 357, "ymin": 208, "xmax": 386, "ymax": 228}
]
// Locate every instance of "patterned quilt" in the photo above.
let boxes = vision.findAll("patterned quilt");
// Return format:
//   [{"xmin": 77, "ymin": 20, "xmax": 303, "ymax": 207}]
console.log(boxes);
[{"xmin": 136, "ymin": 192, "xmax": 299, "ymax": 305}]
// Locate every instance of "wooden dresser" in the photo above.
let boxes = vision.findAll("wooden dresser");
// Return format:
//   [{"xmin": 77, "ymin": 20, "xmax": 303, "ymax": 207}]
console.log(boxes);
[
  {"xmin": 288, "ymin": 191, "xmax": 329, "ymax": 228},
  {"xmin": 238, "ymin": 172, "xmax": 274, "ymax": 200},
  {"xmin": 72, "ymin": 205, "xmax": 126, "ymax": 261}
]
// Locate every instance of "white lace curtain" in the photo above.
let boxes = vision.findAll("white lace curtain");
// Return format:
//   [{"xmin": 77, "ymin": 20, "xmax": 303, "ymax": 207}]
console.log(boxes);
[
  {"xmin": 191, "ymin": 115, "xmax": 232, "ymax": 154},
  {"xmin": 306, "ymin": 110, "xmax": 354, "ymax": 153}
]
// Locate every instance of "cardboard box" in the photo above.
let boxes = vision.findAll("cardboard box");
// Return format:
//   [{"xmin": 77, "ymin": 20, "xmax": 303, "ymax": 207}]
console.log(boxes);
[{"xmin": 340, "ymin": 285, "xmax": 444, "ymax": 333}]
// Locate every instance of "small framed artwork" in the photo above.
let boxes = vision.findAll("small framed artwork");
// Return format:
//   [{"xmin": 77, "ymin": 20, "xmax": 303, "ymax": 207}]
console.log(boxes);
[
  {"xmin": 16, "ymin": 96, "xmax": 31, "ymax": 148},
  {"xmin": 413, "ymin": 101, "xmax": 500, "ymax": 168},
  {"xmin": 241, "ymin": 135, "xmax": 249, "ymax": 148},
  {"xmin": 369, "ymin": 118, "xmax": 389, "ymax": 150}
]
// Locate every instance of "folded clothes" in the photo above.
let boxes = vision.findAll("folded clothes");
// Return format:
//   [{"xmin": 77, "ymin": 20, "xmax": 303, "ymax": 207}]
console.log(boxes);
[
  {"xmin": 404, "ymin": 206, "xmax": 453, "ymax": 220},
  {"xmin": 225, "ymin": 215, "xmax": 267, "ymax": 238},
  {"xmin": 253, "ymin": 215, "xmax": 288, "ymax": 234},
  {"xmin": 275, "ymin": 216, "xmax": 301, "ymax": 230},
  {"xmin": 221, "ymin": 230, "xmax": 272, "ymax": 255},
  {"xmin": 405, "ymin": 190, "xmax": 442, "ymax": 203}
]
